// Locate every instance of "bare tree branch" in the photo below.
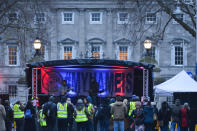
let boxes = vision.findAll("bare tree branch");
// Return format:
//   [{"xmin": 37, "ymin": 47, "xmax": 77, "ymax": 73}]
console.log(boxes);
[{"xmin": 155, "ymin": 0, "xmax": 195, "ymax": 37}]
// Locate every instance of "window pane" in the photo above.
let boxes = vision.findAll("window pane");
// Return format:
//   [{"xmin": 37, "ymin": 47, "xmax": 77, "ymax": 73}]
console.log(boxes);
[
  {"xmin": 92, "ymin": 46, "xmax": 100, "ymax": 59},
  {"xmin": 35, "ymin": 13, "xmax": 45, "ymax": 23},
  {"xmin": 64, "ymin": 46, "xmax": 72, "ymax": 59},
  {"xmin": 91, "ymin": 13, "xmax": 100, "ymax": 21},
  {"xmin": 119, "ymin": 46, "xmax": 128, "ymax": 60},
  {"xmin": 146, "ymin": 13, "xmax": 156, "ymax": 23},
  {"xmin": 8, "ymin": 46, "xmax": 17, "ymax": 65},
  {"xmin": 119, "ymin": 13, "xmax": 128, "ymax": 22},
  {"xmin": 9, "ymin": 13, "xmax": 17, "ymax": 22},
  {"xmin": 8, "ymin": 85, "xmax": 17, "ymax": 97},
  {"xmin": 175, "ymin": 46, "xmax": 183, "ymax": 65},
  {"xmin": 64, "ymin": 13, "xmax": 73, "ymax": 22}
]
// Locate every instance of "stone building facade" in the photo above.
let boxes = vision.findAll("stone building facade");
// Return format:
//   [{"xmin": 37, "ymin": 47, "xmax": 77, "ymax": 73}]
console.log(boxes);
[{"xmin": 0, "ymin": 0, "xmax": 195, "ymax": 102}]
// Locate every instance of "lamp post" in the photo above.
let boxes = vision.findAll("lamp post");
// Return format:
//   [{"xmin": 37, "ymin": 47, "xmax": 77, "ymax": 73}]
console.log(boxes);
[
  {"xmin": 33, "ymin": 37, "xmax": 42, "ymax": 56},
  {"xmin": 142, "ymin": 39, "xmax": 152, "ymax": 98},
  {"xmin": 144, "ymin": 39, "xmax": 152, "ymax": 50},
  {"xmin": 144, "ymin": 40, "xmax": 152, "ymax": 61},
  {"xmin": 32, "ymin": 37, "xmax": 42, "ymax": 112}
]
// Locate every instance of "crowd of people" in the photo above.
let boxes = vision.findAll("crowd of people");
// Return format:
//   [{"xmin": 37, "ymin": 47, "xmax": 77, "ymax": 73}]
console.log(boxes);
[{"xmin": 0, "ymin": 95, "xmax": 193, "ymax": 131}]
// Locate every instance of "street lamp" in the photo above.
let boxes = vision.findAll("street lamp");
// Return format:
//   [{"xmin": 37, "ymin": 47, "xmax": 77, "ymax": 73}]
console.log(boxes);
[
  {"xmin": 33, "ymin": 37, "xmax": 41, "ymax": 56},
  {"xmin": 144, "ymin": 39, "xmax": 152, "ymax": 50},
  {"xmin": 143, "ymin": 39, "xmax": 152, "ymax": 63}
]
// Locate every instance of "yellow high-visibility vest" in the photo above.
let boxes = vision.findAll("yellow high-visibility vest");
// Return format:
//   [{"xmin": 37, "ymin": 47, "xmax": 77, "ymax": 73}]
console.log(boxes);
[
  {"xmin": 40, "ymin": 110, "xmax": 47, "ymax": 126},
  {"xmin": 88, "ymin": 103, "xmax": 92, "ymax": 112},
  {"xmin": 57, "ymin": 103, "xmax": 68, "ymax": 118},
  {"xmin": 128, "ymin": 102, "xmax": 136, "ymax": 116},
  {"xmin": 13, "ymin": 104, "xmax": 24, "ymax": 119},
  {"xmin": 75, "ymin": 108, "xmax": 88, "ymax": 122}
]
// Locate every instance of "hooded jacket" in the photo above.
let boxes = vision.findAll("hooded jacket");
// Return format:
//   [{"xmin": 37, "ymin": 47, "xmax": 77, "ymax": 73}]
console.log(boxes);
[
  {"xmin": 111, "ymin": 101, "xmax": 127, "ymax": 120},
  {"xmin": 143, "ymin": 105, "xmax": 154, "ymax": 124},
  {"xmin": 171, "ymin": 101, "xmax": 182, "ymax": 122}
]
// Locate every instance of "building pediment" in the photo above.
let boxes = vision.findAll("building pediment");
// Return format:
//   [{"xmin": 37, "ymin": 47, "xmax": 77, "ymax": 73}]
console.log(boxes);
[
  {"xmin": 86, "ymin": 38, "xmax": 106, "ymax": 44},
  {"xmin": 58, "ymin": 38, "xmax": 78, "ymax": 44},
  {"xmin": 113, "ymin": 38, "xmax": 132, "ymax": 44},
  {"xmin": 169, "ymin": 38, "xmax": 189, "ymax": 45}
]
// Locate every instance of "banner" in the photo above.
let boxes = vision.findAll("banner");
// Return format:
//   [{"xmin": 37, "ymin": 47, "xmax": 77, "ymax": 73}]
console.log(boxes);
[{"xmin": 41, "ymin": 67, "xmax": 134, "ymax": 97}]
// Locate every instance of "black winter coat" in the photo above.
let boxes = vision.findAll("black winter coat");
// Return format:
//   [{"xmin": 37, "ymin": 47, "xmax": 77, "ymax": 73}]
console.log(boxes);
[
  {"xmin": 158, "ymin": 107, "xmax": 171, "ymax": 126},
  {"xmin": 130, "ymin": 108, "xmax": 145, "ymax": 126}
]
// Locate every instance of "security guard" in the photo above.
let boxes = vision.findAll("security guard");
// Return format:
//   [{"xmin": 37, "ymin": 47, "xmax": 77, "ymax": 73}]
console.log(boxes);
[
  {"xmin": 57, "ymin": 96, "xmax": 68, "ymax": 131},
  {"xmin": 39, "ymin": 106, "xmax": 47, "ymax": 131},
  {"xmin": 74, "ymin": 99, "xmax": 89, "ymax": 131},
  {"xmin": 128, "ymin": 95, "xmax": 139, "ymax": 117},
  {"xmin": 128, "ymin": 101, "xmax": 136, "ymax": 116},
  {"xmin": 13, "ymin": 101, "xmax": 24, "ymax": 131}
]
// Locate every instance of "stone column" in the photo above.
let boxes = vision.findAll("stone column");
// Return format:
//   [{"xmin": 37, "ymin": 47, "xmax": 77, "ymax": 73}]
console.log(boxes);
[
  {"xmin": 106, "ymin": 9, "xmax": 113, "ymax": 59},
  {"xmin": 50, "ymin": 9, "xmax": 58, "ymax": 60},
  {"xmin": 78, "ymin": 8, "xmax": 86, "ymax": 58},
  {"xmin": 17, "ymin": 84, "xmax": 29, "ymax": 103}
]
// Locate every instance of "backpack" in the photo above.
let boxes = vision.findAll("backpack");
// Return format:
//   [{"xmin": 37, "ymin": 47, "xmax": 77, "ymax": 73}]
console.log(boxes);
[
  {"xmin": 95, "ymin": 106, "xmax": 110, "ymax": 120},
  {"xmin": 25, "ymin": 109, "xmax": 32, "ymax": 118},
  {"xmin": 95, "ymin": 107, "xmax": 103, "ymax": 120}
]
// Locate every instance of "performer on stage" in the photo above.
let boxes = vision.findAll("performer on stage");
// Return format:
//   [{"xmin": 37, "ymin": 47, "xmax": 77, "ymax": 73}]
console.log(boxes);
[
  {"xmin": 59, "ymin": 80, "xmax": 70, "ymax": 96},
  {"xmin": 89, "ymin": 77, "xmax": 99, "ymax": 106}
]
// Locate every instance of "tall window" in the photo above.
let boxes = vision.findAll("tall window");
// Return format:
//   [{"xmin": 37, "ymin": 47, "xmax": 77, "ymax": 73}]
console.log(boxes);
[
  {"xmin": 92, "ymin": 46, "xmax": 100, "ymax": 59},
  {"xmin": 118, "ymin": 12, "xmax": 129, "ymax": 24},
  {"xmin": 8, "ymin": 46, "xmax": 17, "ymax": 65},
  {"xmin": 119, "ymin": 46, "xmax": 128, "ymax": 60},
  {"xmin": 8, "ymin": 85, "xmax": 17, "ymax": 97},
  {"xmin": 175, "ymin": 46, "xmax": 183, "ymax": 65},
  {"xmin": 147, "ymin": 47, "xmax": 156, "ymax": 59},
  {"xmin": 173, "ymin": 14, "xmax": 184, "ymax": 24},
  {"xmin": 35, "ymin": 12, "xmax": 46, "ymax": 24},
  {"xmin": 62, "ymin": 12, "xmax": 74, "ymax": 24},
  {"xmin": 64, "ymin": 46, "xmax": 72, "ymax": 59},
  {"xmin": 171, "ymin": 39, "xmax": 187, "ymax": 66},
  {"xmin": 8, "ymin": 12, "xmax": 18, "ymax": 23},
  {"xmin": 146, "ymin": 12, "xmax": 157, "ymax": 24},
  {"xmin": 90, "ymin": 12, "xmax": 102, "ymax": 24}
]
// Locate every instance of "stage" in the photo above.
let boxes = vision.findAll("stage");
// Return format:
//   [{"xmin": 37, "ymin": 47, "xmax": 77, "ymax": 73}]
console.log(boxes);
[{"xmin": 26, "ymin": 59, "xmax": 154, "ymax": 100}]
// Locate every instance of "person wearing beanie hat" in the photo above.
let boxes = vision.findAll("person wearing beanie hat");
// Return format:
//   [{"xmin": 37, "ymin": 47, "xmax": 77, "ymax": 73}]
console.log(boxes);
[
  {"xmin": 74, "ymin": 98, "xmax": 90, "ymax": 131},
  {"xmin": 84, "ymin": 97, "xmax": 95, "ymax": 131}
]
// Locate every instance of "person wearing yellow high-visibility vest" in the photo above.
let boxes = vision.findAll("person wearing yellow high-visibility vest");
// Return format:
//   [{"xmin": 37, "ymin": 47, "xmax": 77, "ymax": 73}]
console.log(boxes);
[
  {"xmin": 74, "ymin": 99, "xmax": 90, "ymax": 131},
  {"xmin": 39, "ymin": 105, "xmax": 47, "ymax": 131},
  {"xmin": 57, "ymin": 96, "xmax": 68, "ymax": 131},
  {"xmin": 84, "ymin": 96, "xmax": 95, "ymax": 131},
  {"xmin": 13, "ymin": 101, "xmax": 24, "ymax": 131},
  {"xmin": 128, "ymin": 95, "xmax": 139, "ymax": 117}
]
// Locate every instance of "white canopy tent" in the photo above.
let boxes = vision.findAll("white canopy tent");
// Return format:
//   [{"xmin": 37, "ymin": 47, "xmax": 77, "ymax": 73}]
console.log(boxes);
[{"xmin": 154, "ymin": 70, "xmax": 197, "ymax": 96}]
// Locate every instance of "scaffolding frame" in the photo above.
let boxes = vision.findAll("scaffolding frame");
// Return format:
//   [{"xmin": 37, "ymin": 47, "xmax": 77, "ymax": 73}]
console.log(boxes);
[
  {"xmin": 143, "ymin": 69, "xmax": 149, "ymax": 97},
  {"xmin": 32, "ymin": 68, "xmax": 38, "ymax": 99}
]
